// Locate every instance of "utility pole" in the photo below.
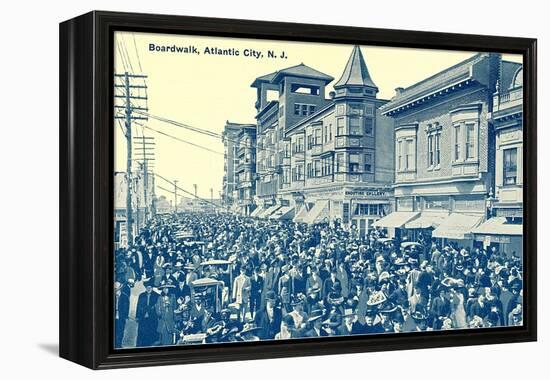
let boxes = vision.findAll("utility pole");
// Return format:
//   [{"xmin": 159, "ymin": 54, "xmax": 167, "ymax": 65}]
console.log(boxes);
[
  {"xmin": 133, "ymin": 135, "xmax": 155, "ymax": 223},
  {"xmin": 114, "ymin": 71, "xmax": 148, "ymax": 246},
  {"xmin": 174, "ymin": 180, "xmax": 178, "ymax": 214}
]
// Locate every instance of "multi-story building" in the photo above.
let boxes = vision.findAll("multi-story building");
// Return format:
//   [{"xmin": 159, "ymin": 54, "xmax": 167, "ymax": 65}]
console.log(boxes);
[
  {"xmin": 250, "ymin": 63, "xmax": 334, "ymax": 219},
  {"xmin": 375, "ymin": 53, "xmax": 514, "ymax": 249},
  {"xmin": 221, "ymin": 121, "xmax": 244, "ymax": 209},
  {"xmin": 250, "ymin": 46, "xmax": 395, "ymax": 236},
  {"xmin": 234, "ymin": 124, "xmax": 257, "ymax": 216},
  {"xmin": 472, "ymin": 62, "xmax": 523, "ymax": 257}
]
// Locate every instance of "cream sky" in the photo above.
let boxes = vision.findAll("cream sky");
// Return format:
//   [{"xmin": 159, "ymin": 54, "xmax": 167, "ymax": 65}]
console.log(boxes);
[{"xmin": 114, "ymin": 31, "xmax": 521, "ymax": 200}]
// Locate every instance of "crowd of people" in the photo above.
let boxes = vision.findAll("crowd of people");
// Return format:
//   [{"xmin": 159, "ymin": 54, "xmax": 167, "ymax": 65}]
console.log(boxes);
[{"xmin": 114, "ymin": 212, "xmax": 523, "ymax": 348}]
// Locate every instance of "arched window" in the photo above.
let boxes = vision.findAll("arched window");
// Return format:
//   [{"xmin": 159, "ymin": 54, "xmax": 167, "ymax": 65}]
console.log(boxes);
[{"xmin": 511, "ymin": 67, "xmax": 523, "ymax": 88}]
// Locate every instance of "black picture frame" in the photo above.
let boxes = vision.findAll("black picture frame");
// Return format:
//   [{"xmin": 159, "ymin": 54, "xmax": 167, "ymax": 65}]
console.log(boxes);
[{"xmin": 59, "ymin": 10, "xmax": 537, "ymax": 369}]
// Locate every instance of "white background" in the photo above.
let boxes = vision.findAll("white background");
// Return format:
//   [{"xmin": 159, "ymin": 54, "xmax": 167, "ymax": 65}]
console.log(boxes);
[{"xmin": 0, "ymin": 0, "xmax": 546, "ymax": 377}]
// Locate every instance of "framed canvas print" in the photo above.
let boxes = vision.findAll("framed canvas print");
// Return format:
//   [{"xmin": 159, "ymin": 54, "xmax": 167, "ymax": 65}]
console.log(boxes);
[{"xmin": 59, "ymin": 11, "xmax": 537, "ymax": 369}]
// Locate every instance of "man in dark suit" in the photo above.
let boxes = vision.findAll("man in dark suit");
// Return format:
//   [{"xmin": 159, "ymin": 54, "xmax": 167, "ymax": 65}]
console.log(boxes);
[
  {"xmin": 338, "ymin": 309, "xmax": 364, "ymax": 336},
  {"xmin": 114, "ymin": 281, "xmax": 130, "ymax": 348},
  {"xmin": 303, "ymin": 309, "xmax": 326, "ymax": 338},
  {"xmin": 135, "ymin": 280, "xmax": 159, "ymax": 347},
  {"xmin": 249, "ymin": 267, "xmax": 264, "ymax": 319},
  {"xmin": 254, "ymin": 291, "xmax": 282, "ymax": 340},
  {"xmin": 142, "ymin": 246, "xmax": 156, "ymax": 280}
]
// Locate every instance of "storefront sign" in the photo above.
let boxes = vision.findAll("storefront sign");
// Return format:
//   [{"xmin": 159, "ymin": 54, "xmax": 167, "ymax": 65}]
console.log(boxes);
[{"xmin": 474, "ymin": 234, "xmax": 512, "ymax": 244}]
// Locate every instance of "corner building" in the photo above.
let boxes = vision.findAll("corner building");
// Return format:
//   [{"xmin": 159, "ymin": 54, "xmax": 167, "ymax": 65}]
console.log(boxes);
[
  {"xmin": 251, "ymin": 46, "xmax": 395, "ymax": 236},
  {"xmin": 375, "ymin": 53, "xmax": 506, "ymax": 248}
]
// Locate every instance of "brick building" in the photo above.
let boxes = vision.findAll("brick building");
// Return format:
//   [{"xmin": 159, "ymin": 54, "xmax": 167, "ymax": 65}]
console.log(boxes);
[{"xmin": 375, "ymin": 53, "xmax": 521, "ymax": 250}]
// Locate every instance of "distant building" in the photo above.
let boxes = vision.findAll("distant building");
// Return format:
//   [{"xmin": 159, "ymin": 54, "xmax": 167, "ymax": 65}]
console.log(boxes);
[
  {"xmin": 235, "ymin": 124, "xmax": 257, "ymax": 216},
  {"xmin": 155, "ymin": 195, "xmax": 172, "ymax": 214},
  {"xmin": 221, "ymin": 122, "xmax": 243, "ymax": 209},
  {"xmin": 250, "ymin": 46, "xmax": 395, "ymax": 236},
  {"xmin": 114, "ymin": 171, "xmax": 154, "ymax": 248}
]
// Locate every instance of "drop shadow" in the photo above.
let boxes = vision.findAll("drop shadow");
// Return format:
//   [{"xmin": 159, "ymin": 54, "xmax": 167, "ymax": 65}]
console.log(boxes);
[{"xmin": 38, "ymin": 343, "xmax": 59, "ymax": 356}]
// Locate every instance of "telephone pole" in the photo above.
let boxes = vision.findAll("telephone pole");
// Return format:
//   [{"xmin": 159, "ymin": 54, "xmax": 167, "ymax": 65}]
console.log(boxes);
[
  {"xmin": 114, "ymin": 71, "xmax": 148, "ymax": 246},
  {"xmin": 134, "ymin": 135, "xmax": 155, "ymax": 223}
]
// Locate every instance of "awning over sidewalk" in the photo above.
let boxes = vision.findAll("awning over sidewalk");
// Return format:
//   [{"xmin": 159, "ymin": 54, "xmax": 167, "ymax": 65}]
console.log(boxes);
[
  {"xmin": 471, "ymin": 217, "xmax": 523, "ymax": 236},
  {"xmin": 269, "ymin": 206, "xmax": 295, "ymax": 220},
  {"xmin": 372, "ymin": 211, "xmax": 420, "ymax": 228},
  {"xmin": 293, "ymin": 204, "xmax": 309, "ymax": 223},
  {"xmin": 432, "ymin": 213, "xmax": 484, "ymax": 240},
  {"xmin": 302, "ymin": 200, "xmax": 329, "ymax": 225},
  {"xmin": 405, "ymin": 211, "xmax": 449, "ymax": 229},
  {"xmin": 250, "ymin": 206, "xmax": 264, "ymax": 218},
  {"xmin": 260, "ymin": 205, "xmax": 281, "ymax": 219}
]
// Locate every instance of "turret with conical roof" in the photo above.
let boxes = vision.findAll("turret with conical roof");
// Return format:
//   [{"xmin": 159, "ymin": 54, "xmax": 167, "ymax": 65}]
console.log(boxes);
[{"xmin": 334, "ymin": 45, "xmax": 378, "ymax": 98}]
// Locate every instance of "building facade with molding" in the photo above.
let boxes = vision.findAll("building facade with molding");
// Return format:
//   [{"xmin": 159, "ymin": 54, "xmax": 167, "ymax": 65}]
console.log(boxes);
[
  {"xmin": 250, "ymin": 46, "xmax": 395, "ymax": 235},
  {"xmin": 472, "ymin": 62, "xmax": 523, "ymax": 256},
  {"xmin": 376, "ymin": 53, "xmax": 522, "ymax": 253}
]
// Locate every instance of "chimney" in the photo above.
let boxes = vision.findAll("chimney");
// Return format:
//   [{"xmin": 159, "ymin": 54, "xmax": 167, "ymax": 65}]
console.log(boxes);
[{"xmin": 395, "ymin": 87, "xmax": 405, "ymax": 96}]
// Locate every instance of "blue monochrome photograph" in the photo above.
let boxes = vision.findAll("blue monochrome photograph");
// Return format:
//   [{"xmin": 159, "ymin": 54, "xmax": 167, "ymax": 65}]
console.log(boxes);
[{"xmin": 112, "ymin": 31, "xmax": 524, "ymax": 349}]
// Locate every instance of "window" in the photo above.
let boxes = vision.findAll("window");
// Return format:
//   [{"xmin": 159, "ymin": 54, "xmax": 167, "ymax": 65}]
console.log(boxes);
[
  {"xmin": 307, "ymin": 162, "xmax": 312, "ymax": 178},
  {"xmin": 364, "ymin": 152, "xmax": 373, "ymax": 173},
  {"xmin": 291, "ymin": 84, "xmax": 320, "ymax": 95},
  {"xmin": 309, "ymin": 105, "xmax": 316, "ymax": 115},
  {"xmin": 336, "ymin": 104, "xmax": 345, "ymax": 116},
  {"xmin": 454, "ymin": 125, "xmax": 461, "ymax": 161},
  {"xmin": 364, "ymin": 118, "xmax": 373, "ymax": 135},
  {"xmin": 295, "ymin": 136, "xmax": 304, "ymax": 153},
  {"xmin": 301, "ymin": 104, "xmax": 308, "ymax": 116},
  {"xmin": 314, "ymin": 129, "xmax": 321, "ymax": 145},
  {"xmin": 428, "ymin": 134, "xmax": 434, "ymax": 167},
  {"xmin": 405, "ymin": 140, "xmax": 413, "ymax": 170},
  {"xmin": 397, "ymin": 140, "xmax": 403, "ymax": 171},
  {"xmin": 435, "ymin": 132, "xmax": 441, "ymax": 166},
  {"xmin": 369, "ymin": 204, "xmax": 379, "ymax": 215},
  {"xmin": 322, "ymin": 156, "xmax": 333, "ymax": 176},
  {"xmin": 294, "ymin": 104, "xmax": 301, "ymax": 116},
  {"xmin": 466, "ymin": 123, "xmax": 475, "ymax": 159},
  {"xmin": 283, "ymin": 168, "xmax": 290, "ymax": 184},
  {"xmin": 364, "ymin": 103, "xmax": 374, "ymax": 116},
  {"xmin": 349, "ymin": 153, "xmax": 360, "ymax": 173},
  {"xmin": 314, "ymin": 160, "xmax": 321, "ymax": 177},
  {"xmin": 336, "ymin": 118, "xmax": 345, "ymax": 136},
  {"xmin": 323, "ymin": 124, "xmax": 328, "ymax": 144},
  {"xmin": 306, "ymin": 134, "xmax": 313, "ymax": 150},
  {"xmin": 349, "ymin": 117, "xmax": 362, "ymax": 135},
  {"xmin": 328, "ymin": 124, "xmax": 333, "ymax": 141},
  {"xmin": 349, "ymin": 103, "xmax": 363, "ymax": 116},
  {"xmin": 292, "ymin": 164, "xmax": 304, "ymax": 181},
  {"xmin": 503, "ymin": 148, "xmax": 518, "ymax": 185},
  {"xmin": 336, "ymin": 153, "xmax": 344, "ymax": 172},
  {"xmin": 354, "ymin": 204, "xmax": 380, "ymax": 216}
]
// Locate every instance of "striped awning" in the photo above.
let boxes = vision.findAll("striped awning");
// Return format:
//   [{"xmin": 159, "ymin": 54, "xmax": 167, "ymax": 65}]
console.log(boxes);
[
  {"xmin": 372, "ymin": 211, "xmax": 420, "ymax": 228},
  {"xmin": 432, "ymin": 213, "xmax": 484, "ymax": 240}
]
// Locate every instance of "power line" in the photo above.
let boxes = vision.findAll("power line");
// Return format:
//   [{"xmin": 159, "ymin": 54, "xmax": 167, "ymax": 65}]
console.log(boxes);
[
  {"xmin": 133, "ymin": 110, "xmax": 293, "ymax": 156},
  {"xmin": 155, "ymin": 173, "xmax": 223, "ymax": 209},
  {"xmin": 134, "ymin": 122, "xmax": 224, "ymax": 156},
  {"xmin": 132, "ymin": 33, "xmax": 143, "ymax": 72}
]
